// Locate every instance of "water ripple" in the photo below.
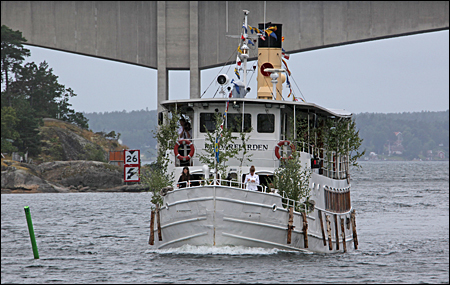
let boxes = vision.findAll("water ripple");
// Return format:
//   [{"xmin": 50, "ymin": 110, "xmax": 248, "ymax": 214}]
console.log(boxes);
[{"xmin": 1, "ymin": 161, "xmax": 449, "ymax": 283}]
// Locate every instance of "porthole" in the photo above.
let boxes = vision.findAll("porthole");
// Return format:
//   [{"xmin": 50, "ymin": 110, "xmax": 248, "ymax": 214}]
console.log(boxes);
[
  {"xmin": 166, "ymin": 202, "xmax": 169, "ymax": 210},
  {"xmin": 272, "ymin": 204, "xmax": 277, "ymax": 212}
]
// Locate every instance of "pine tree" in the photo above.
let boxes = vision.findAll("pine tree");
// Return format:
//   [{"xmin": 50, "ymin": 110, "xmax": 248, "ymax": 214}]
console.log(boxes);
[{"xmin": 1, "ymin": 25, "xmax": 30, "ymax": 107}]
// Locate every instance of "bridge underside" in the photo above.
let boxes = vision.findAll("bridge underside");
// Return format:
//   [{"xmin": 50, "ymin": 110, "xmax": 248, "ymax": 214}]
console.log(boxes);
[{"xmin": 1, "ymin": 1, "xmax": 448, "ymax": 109}]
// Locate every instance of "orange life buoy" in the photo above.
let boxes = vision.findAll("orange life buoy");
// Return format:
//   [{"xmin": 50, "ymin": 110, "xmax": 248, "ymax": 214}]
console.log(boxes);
[
  {"xmin": 174, "ymin": 139, "xmax": 195, "ymax": 161},
  {"xmin": 274, "ymin": 140, "xmax": 295, "ymax": 160}
]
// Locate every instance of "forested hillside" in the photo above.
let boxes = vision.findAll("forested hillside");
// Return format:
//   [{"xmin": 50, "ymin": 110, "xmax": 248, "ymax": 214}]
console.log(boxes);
[
  {"xmin": 354, "ymin": 110, "xmax": 449, "ymax": 160},
  {"xmin": 84, "ymin": 109, "xmax": 449, "ymax": 161},
  {"xmin": 84, "ymin": 110, "xmax": 158, "ymax": 160}
]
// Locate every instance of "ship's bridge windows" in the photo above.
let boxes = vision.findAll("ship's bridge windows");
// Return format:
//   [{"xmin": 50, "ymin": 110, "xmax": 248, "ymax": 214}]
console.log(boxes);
[
  {"xmin": 200, "ymin": 112, "xmax": 221, "ymax": 132},
  {"xmin": 227, "ymin": 113, "xmax": 251, "ymax": 132},
  {"xmin": 257, "ymin": 114, "xmax": 275, "ymax": 133}
]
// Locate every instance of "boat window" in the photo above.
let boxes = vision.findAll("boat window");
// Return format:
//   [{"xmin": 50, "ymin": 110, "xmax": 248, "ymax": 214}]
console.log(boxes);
[
  {"xmin": 257, "ymin": 114, "xmax": 275, "ymax": 133},
  {"xmin": 200, "ymin": 113, "xmax": 221, "ymax": 132},
  {"xmin": 227, "ymin": 114, "xmax": 251, "ymax": 132}
]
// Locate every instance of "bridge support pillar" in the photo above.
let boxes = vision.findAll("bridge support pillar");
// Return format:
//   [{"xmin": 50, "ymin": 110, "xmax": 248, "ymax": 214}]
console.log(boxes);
[
  {"xmin": 189, "ymin": 1, "xmax": 200, "ymax": 99},
  {"xmin": 157, "ymin": 1, "xmax": 168, "ymax": 114}
]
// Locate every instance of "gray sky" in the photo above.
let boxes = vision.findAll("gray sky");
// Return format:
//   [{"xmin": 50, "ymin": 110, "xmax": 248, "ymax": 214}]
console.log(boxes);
[{"xmin": 25, "ymin": 30, "xmax": 449, "ymax": 114}]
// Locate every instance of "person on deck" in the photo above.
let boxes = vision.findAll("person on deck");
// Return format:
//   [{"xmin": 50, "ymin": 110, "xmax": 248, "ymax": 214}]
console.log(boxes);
[
  {"xmin": 178, "ymin": 166, "xmax": 190, "ymax": 188},
  {"xmin": 178, "ymin": 118, "xmax": 187, "ymax": 139},
  {"xmin": 177, "ymin": 118, "xmax": 192, "ymax": 166},
  {"xmin": 184, "ymin": 121, "xmax": 192, "ymax": 140},
  {"xmin": 244, "ymin": 165, "xmax": 260, "ymax": 191}
]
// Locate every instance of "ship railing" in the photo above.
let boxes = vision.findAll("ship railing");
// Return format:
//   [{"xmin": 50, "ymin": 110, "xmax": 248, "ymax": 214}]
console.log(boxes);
[
  {"xmin": 181, "ymin": 179, "xmax": 344, "ymax": 215},
  {"xmin": 279, "ymin": 191, "xmax": 309, "ymax": 213},
  {"xmin": 290, "ymin": 140, "xmax": 349, "ymax": 180},
  {"xmin": 176, "ymin": 179, "xmax": 270, "ymax": 193},
  {"xmin": 177, "ymin": 179, "xmax": 312, "ymax": 212}
]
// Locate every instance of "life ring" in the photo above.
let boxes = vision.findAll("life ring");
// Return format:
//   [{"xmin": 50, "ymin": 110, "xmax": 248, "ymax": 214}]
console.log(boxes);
[
  {"xmin": 174, "ymin": 139, "xmax": 195, "ymax": 161},
  {"xmin": 274, "ymin": 140, "xmax": 295, "ymax": 160}
]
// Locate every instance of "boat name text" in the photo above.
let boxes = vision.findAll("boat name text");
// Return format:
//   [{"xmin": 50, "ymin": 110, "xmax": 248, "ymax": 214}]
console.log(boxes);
[{"xmin": 205, "ymin": 143, "xmax": 269, "ymax": 151}]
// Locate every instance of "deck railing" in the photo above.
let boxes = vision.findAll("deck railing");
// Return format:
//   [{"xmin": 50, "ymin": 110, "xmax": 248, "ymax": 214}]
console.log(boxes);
[
  {"xmin": 176, "ymin": 178, "xmax": 309, "ymax": 212},
  {"xmin": 288, "ymin": 140, "xmax": 349, "ymax": 180},
  {"xmin": 175, "ymin": 178, "xmax": 351, "ymax": 215},
  {"xmin": 176, "ymin": 178, "xmax": 269, "ymax": 192}
]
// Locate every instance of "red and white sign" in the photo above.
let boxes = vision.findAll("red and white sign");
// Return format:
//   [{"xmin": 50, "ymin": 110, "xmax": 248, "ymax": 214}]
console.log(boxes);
[
  {"xmin": 124, "ymin": 165, "xmax": 140, "ymax": 182},
  {"xmin": 124, "ymin": 149, "xmax": 140, "ymax": 182},
  {"xmin": 124, "ymin": 149, "xmax": 140, "ymax": 165}
]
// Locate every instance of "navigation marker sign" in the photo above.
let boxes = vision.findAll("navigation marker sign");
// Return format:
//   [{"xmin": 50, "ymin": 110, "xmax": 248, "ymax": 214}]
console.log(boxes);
[
  {"xmin": 124, "ymin": 149, "xmax": 140, "ymax": 165},
  {"xmin": 124, "ymin": 149, "xmax": 140, "ymax": 182},
  {"xmin": 124, "ymin": 166, "xmax": 140, "ymax": 182}
]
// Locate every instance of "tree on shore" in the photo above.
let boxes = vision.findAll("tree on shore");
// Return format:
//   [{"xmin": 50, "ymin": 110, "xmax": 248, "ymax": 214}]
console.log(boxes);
[
  {"xmin": 1, "ymin": 25, "xmax": 30, "ymax": 106},
  {"xmin": 1, "ymin": 25, "xmax": 89, "ymax": 156}
]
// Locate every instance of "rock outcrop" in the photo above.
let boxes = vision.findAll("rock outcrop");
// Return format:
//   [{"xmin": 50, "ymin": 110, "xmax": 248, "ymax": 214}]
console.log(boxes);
[
  {"xmin": 39, "ymin": 118, "xmax": 109, "ymax": 162},
  {"xmin": 1, "ymin": 160, "xmax": 149, "ymax": 194},
  {"xmin": 1, "ymin": 168, "xmax": 61, "ymax": 193},
  {"xmin": 38, "ymin": 160, "xmax": 123, "ymax": 189},
  {"xmin": 1, "ymin": 118, "xmax": 147, "ymax": 194}
]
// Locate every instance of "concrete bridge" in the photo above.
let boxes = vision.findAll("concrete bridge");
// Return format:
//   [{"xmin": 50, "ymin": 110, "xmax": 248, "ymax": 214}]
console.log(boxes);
[{"xmin": 1, "ymin": 1, "xmax": 448, "ymax": 111}]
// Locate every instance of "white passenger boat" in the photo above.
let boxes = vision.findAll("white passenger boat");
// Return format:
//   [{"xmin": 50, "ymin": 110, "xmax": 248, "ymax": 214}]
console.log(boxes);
[{"xmin": 149, "ymin": 10, "xmax": 359, "ymax": 253}]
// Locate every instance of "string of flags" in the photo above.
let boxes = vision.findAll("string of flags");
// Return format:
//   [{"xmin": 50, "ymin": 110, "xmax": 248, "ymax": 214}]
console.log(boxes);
[
  {"xmin": 230, "ymin": 79, "xmax": 240, "ymax": 95},
  {"xmin": 235, "ymin": 54, "xmax": 241, "ymax": 79},
  {"xmin": 281, "ymin": 48, "xmax": 290, "ymax": 60},
  {"xmin": 281, "ymin": 58, "xmax": 291, "ymax": 76},
  {"xmin": 247, "ymin": 25, "xmax": 278, "ymax": 41},
  {"xmin": 281, "ymin": 51, "xmax": 293, "ymax": 99},
  {"xmin": 242, "ymin": 23, "xmax": 247, "ymax": 34},
  {"xmin": 234, "ymin": 67, "xmax": 240, "ymax": 79},
  {"xmin": 247, "ymin": 25, "xmax": 260, "ymax": 34},
  {"xmin": 280, "ymin": 50, "xmax": 304, "ymax": 102},
  {"xmin": 248, "ymin": 25, "xmax": 264, "ymax": 40},
  {"xmin": 264, "ymin": 26, "xmax": 277, "ymax": 40},
  {"xmin": 241, "ymin": 23, "xmax": 279, "ymax": 44},
  {"xmin": 215, "ymin": 137, "xmax": 220, "ymax": 163},
  {"xmin": 286, "ymin": 75, "xmax": 292, "ymax": 98},
  {"xmin": 239, "ymin": 23, "xmax": 303, "ymax": 102}
]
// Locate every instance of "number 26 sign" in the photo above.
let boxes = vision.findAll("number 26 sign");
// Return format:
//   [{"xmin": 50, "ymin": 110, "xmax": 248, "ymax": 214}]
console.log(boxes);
[{"xmin": 124, "ymin": 149, "xmax": 140, "ymax": 165}]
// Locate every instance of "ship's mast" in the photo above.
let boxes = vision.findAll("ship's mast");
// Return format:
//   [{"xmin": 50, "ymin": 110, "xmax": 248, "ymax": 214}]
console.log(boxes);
[{"xmin": 240, "ymin": 10, "xmax": 250, "ymax": 91}]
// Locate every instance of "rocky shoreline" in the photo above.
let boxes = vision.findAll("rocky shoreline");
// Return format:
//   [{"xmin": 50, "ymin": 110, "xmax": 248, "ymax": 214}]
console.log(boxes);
[{"xmin": 1, "ymin": 160, "xmax": 149, "ymax": 194}]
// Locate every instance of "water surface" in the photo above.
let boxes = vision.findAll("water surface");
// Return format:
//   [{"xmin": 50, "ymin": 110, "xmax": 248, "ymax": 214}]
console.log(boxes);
[{"xmin": 2, "ymin": 161, "xmax": 448, "ymax": 283}]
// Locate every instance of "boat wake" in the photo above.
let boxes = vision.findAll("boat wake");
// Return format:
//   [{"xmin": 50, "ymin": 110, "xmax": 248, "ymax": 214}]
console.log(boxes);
[{"xmin": 146, "ymin": 244, "xmax": 311, "ymax": 256}]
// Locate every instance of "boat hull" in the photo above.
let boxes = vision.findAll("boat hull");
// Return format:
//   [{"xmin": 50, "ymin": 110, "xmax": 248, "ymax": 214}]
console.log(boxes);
[{"xmin": 152, "ymin": 185, "xmax": 355, "ymax": 253}]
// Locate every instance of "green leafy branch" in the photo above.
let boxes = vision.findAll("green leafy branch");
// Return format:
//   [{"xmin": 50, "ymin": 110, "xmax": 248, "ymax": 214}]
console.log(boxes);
[
  {"xmin": 197, "ymin": 112, "xmax": 239, "ymax": 178},
  {"xmin": 233, "ymin": 117, "xmax": 253, "ymax": 168},
  {"xmin": 141, "ymin": 110, "xmax": 180, "ymax": 208},
  {"xmin": 320, "ymin": 118, "xmax": 365, "ymax": 168},
  {"xmin": 272, "ymin": 151, "xmax": 312, "ymax": 212}
]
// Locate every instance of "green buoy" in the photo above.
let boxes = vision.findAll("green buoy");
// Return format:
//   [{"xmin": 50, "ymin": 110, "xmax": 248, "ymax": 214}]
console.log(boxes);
[{"xmin": 24, "ymin": 206, "xmax": 39, "ymax": 259}]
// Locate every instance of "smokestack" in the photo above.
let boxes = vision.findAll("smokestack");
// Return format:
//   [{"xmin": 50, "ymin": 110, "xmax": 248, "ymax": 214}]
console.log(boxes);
[{"xmin": 257, "ymin": 23, "xmax": 285, "ymax": 100}]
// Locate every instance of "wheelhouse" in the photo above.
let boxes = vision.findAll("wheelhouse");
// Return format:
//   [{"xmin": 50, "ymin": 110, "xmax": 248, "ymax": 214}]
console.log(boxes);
[{"xmin": 160, "ymin": 97, "xmax": 352, "ymax": 190}]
